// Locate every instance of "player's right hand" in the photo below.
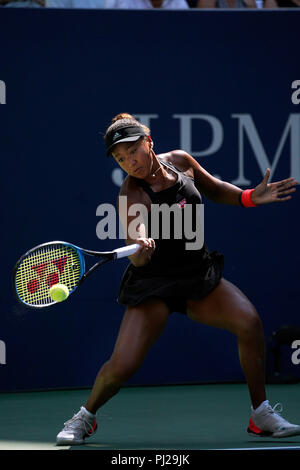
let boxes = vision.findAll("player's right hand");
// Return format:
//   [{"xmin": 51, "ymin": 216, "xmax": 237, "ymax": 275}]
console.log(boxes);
[{"xmin": 131, "ymin": 237, "xmax": 156, "ymax": 266}]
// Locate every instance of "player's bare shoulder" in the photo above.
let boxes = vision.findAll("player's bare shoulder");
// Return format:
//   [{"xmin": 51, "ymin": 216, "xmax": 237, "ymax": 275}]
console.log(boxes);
[
  {"xmin": 159, "ymin": 150, "xmax": 194, "ymax": 178},
  {"xmin": 118, "ymin": 174, "xmax": 150, "ymax": 206},
  {"xmin": 119, "ymin": 174, "xmax": 136, "ymax": 196}
]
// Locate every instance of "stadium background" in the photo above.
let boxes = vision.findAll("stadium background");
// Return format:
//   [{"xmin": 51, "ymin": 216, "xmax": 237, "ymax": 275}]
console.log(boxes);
[{"xmin": 0, "ymin": 8, "xmax": 299, "ymax": 392}]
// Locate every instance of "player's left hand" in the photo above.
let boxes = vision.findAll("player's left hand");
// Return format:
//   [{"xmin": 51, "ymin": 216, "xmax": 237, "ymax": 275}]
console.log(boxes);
[{"xmin": 251, "ymin": 168, "xmax": 298, "ymax": 205}]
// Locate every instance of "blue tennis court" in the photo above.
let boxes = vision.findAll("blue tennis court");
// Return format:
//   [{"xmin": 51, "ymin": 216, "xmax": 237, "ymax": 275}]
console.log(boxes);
[{"xmin": 1, "ymin": 383, "xmax": 299, "ymax": 451}]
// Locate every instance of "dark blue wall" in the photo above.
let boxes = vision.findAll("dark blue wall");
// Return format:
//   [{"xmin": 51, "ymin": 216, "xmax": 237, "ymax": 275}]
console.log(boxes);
[{"xmin": 0, "ymin": 8, "xmax": 300, "ymax": 391}]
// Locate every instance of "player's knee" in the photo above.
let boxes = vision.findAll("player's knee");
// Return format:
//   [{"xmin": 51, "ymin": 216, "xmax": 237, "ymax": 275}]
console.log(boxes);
[{"xmin": 237, "ymin": 306, "xmax": 262, "ymax": 339}]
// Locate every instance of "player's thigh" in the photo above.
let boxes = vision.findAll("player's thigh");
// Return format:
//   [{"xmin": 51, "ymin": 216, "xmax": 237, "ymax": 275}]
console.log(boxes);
[
  {"xmin": 186, "ymin": 278, "xmax": 261, "ymax": 336},
  {"xmin": 110, "ymin": 297, "xmax": 170, "ymax": 371}
]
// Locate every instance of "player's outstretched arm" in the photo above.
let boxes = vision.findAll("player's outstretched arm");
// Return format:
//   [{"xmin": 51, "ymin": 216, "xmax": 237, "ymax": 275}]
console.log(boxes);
[{"xmin": 169, "ymin": 151, "xmax": 298, "ymax": 207}]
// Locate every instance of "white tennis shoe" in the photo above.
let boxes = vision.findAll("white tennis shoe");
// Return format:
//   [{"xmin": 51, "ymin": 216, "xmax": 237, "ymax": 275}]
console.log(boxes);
[
  {"xmin": 56, "ymin": 407, "xmax": 97, "ymax": 446},
  {"xmin": 248, "ymin": 400, "xmax": 300, "ymax": 438}
]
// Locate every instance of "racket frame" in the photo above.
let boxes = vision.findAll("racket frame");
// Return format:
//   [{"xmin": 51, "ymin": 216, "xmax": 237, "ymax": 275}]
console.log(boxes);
[{"xmin": 13, "ymin": 241, "xmax": 137, "ymax": 309}]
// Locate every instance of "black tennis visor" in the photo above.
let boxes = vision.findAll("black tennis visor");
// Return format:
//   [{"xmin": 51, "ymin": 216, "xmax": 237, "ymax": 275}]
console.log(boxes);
[{"xmin": 105, "ymin": 126, "xmax": 146, "ymax": 157}]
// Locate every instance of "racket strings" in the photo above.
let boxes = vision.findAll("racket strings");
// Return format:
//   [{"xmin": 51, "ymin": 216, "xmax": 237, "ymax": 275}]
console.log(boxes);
[{"xmin": 15, "ymin": 244, "xmax": 82, "ymax": 307}]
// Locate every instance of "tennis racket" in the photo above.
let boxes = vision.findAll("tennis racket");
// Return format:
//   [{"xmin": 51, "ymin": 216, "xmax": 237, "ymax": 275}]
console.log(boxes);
[{"xmin": 13, "ymin": 241, "xmax": 139, "ymax": 308}]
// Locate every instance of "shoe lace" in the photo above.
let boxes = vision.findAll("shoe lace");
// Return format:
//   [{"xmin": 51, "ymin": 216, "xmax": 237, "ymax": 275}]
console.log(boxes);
[
  {"xmin": 271, "ymin": 403, "xmax": 283, "ymax": 414},
  {"xmin": 63, "ymin": 413, "xmax": 92, "ymax": 435},
  {"xmin": 266, "ymin": 402, "xmax": 291, "ymax": 427}
]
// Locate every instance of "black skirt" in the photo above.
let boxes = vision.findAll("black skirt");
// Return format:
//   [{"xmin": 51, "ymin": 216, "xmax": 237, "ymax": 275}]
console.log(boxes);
[{"xmin": 117, "ymin": 247, "xmax": 224, "ymax": 315}]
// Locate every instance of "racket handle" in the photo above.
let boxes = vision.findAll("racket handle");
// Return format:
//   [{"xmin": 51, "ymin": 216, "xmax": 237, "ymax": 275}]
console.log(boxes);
[{"xmin": 114, "ymin": 243, "xmax": 140, "ymax": 259}]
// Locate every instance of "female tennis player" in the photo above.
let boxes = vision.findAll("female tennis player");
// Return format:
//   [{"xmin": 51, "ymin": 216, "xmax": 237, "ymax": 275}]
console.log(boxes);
[{"xmin": 57, "ymin": 113, "xmax": 300, "ymax": 445}]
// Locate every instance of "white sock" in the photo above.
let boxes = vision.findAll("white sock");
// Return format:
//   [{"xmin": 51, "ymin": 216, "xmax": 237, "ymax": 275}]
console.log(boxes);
[
  {"xmin": 253, "ymin": 400, "xmax": 269, "ymax": 413},
  {"xmin": 81, "ymin": 406, "xmax": 96, "ymax": 419}
]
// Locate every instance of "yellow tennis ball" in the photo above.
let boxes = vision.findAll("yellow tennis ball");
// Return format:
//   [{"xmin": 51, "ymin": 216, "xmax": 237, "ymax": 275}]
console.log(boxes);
[{"xmin": 49, "ymin": 283, "xmax": 69, "ymax": 302}]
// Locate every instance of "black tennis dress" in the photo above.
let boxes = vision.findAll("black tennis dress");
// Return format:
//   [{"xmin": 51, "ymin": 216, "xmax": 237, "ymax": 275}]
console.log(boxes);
[{"xmin": 117, "ymin": 158, "xmax": 224, "ymax": 315}]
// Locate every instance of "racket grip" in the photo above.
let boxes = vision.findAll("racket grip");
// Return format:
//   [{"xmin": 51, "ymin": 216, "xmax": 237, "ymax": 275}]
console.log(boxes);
[{"xmin": 114, "ymin": 243, "xmax": 140, "ymax": 259}]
